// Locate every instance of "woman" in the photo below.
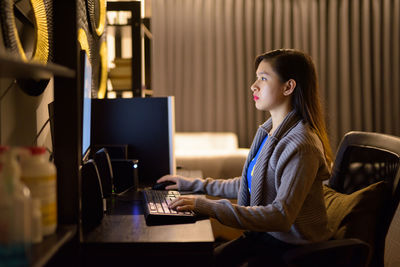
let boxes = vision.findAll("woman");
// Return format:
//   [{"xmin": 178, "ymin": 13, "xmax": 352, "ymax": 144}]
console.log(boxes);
[{"xmin": 157, "ymin": 49, "xmax": 333, "ymax": 266}]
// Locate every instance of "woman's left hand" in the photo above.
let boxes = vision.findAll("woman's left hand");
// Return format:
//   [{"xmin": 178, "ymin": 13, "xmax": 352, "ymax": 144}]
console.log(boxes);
[{"xmin": 168, "ymin": 196, "xmax": 196, "ymax": 212}]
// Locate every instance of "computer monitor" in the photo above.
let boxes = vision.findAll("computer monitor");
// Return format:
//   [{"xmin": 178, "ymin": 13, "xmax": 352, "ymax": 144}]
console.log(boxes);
[
  {"xmin": 91, "ymin": 97, "xmax": 176, "ymax": 187},
  {"xmin": 81, "ymin": 50, "xmax": 92, "ymax": 162}
]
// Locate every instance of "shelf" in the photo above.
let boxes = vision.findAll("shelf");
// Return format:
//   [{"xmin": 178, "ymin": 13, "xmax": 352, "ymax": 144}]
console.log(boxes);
[
  {"xmin": 31, "ymin": 224, "xmax": 77, "ymax": 267},
  {"xmin": 0, "ymin": 53, "xmax": 75, "ymax": 79}
]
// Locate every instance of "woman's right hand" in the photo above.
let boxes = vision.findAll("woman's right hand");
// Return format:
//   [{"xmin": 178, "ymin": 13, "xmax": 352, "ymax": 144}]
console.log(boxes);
[{"xmin": 156, "ymin": 174, "xmax": 186, "ymax": 190}]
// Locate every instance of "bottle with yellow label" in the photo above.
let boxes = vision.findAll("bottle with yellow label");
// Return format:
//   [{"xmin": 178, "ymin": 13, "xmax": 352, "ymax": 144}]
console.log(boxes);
[{"xmin": 20, "ymin": 147, "xmax": 57, "ymax": 236}]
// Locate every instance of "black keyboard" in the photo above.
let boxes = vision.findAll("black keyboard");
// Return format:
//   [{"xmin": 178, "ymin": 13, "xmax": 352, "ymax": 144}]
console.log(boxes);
[{"xmin": 142, "ymin": 190, "xmax": 196, "ymax": 225}]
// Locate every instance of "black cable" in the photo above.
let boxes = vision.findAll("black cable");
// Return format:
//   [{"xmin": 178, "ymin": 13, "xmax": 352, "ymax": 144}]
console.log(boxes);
[
  {"xmin": 32, "ymin": 116, "xmax": 55, "ymax": 162},
  {"xmin": 46, "ymin": 146, "xmax": 54, "ymax": 162},
  {"xmin": 32, "ymin": 116, "xmax": 51, "ymax": 145},
  {"xmin": 0, "ymin": 80, "xmax": 17, "ymax": 101},
  {"xmin": 28, "ymin": 114, "xmax": 55, "ymax": 162}
]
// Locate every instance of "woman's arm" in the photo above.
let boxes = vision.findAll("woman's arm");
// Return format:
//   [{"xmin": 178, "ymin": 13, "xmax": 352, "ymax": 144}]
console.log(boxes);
[
  {"xmin": 158, "ymin": 175, "xmax": 241, "ymax": 199},
  {"xmin": 189, "ymin": 149, "xmax": 322, "ymax": 232}
]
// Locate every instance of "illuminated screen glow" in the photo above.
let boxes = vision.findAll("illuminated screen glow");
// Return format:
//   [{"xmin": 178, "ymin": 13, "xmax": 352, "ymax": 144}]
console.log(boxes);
[{"xmin": 82, "ymin": 53, "xmax": 92, "ymax": 158}]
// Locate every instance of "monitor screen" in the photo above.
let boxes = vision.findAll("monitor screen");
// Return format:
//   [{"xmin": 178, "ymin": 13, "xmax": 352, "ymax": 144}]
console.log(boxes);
[{"xmin": 81, "ymin": 51, "xmax": 92, "ymax": 161}]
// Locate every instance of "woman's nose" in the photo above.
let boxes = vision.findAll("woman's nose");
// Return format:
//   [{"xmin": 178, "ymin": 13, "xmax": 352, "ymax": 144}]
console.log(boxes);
[{"xmin": 250, "ymin": 83, "xmax": 258, "ymax": 92}]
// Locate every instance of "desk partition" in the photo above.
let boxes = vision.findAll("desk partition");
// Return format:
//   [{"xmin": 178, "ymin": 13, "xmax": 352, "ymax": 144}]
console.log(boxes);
[{"xmin": 91, "ymin": 97, "xmax": 176, "ymax": 187}]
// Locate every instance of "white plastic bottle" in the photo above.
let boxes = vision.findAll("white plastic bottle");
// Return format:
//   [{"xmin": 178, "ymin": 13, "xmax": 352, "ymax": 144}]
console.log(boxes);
[
  {"xmin": 31, "ymin": 198, "xmax": 43, "ymax": 244},
  {"xmin": 0, "ymin": 147, "xmax": 32, "ymax": 266},
  {"xmin": 20, "ymin": 147, "xmax": 57, "ymax": 236}
]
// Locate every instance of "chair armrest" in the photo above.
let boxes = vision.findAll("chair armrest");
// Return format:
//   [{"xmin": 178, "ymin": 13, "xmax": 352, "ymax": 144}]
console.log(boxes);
[
  {"xmin": 110, "ymin": 159, "xmax": 139, "ymax": 194},
  {"xmin": 283, "ymin": 238, "xmax": 370, "ymax": 267}
]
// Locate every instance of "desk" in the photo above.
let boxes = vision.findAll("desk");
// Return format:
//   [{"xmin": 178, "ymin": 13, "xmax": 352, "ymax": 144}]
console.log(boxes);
[{"xmin": 82, "ymin": 189, "xmax": 215, "ymax": 267}]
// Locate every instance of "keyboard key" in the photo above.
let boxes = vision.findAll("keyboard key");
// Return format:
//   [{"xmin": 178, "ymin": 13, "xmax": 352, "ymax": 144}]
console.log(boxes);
[
  {"xmin": 165, "ymin": 198, "xmax": 173, "ymax": 205},
  {"xmin": 148, "ymin": 202, "xmax": 156, "ymax": 211},
  {"xmin": 156, "ymin": 203, "xmax": 164, "ymax": 213}
]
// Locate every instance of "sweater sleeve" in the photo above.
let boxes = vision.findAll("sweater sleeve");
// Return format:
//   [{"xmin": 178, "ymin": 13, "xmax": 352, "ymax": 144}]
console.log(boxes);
[
  {"xmin": 193, "ymin": 149, "xmax": 321, "ymax": 232},
  {"xmin": 178, "ymin": 176, "xmax": 241, "ymax": 199}
]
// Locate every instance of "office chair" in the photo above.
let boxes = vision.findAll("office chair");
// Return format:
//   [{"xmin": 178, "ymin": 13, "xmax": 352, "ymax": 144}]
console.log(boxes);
[{"xmin": 283, "ymin": 131, "xmax": 400, "ymax": 267}]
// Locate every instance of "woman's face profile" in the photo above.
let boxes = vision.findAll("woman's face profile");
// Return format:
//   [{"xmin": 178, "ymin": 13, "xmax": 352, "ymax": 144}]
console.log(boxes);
[{"xmin": 251, "ymin": 60, "xmax": 287, "ymax": 112}]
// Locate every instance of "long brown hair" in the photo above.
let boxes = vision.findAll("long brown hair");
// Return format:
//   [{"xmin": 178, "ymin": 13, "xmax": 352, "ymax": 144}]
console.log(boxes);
[{"xmin": 255, "ymin": 49, "xmax": 333, "ymax": 167}]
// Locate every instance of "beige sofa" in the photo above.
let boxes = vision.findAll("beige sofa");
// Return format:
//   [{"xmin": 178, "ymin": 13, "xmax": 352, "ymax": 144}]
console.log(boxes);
[{"xmin": 175, "ymin": 132, "xmax": 249, "ymax": 179}]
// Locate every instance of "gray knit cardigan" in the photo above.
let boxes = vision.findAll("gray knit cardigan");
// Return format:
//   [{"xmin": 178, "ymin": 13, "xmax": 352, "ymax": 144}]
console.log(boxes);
[{"xmin": 178, "ymin": 110, "xmax": 333, "ymax": 245}]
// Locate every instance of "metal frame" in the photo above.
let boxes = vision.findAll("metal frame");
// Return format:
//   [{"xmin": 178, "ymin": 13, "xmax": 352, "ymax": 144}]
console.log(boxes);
[{"xmin": 107, "ymin": 1, "xmax": 142, "ymax": 97}]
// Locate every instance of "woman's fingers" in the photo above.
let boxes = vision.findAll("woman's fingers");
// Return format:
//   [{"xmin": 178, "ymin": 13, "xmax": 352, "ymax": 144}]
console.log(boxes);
[
  {"xmin": 157, "ymin": 174, "xmax": 188, "ymax": 189},
  {"xmin": 157, "ymin": 174, "xmax": 185, "ymax": 183},
  {"xmin": 165, "ymin": 184, "xmax": 178, "ymax": 190},
  {"xmin": 168, "ymin": 196, "xmax": 195, "ymax": 211},
  {"xmin": 157, "ymin": 174, "xmax": 177, "ymax": 183}
]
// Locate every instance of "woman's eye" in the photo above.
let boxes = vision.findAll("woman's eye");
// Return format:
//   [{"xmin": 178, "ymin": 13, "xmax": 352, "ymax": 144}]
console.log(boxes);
[{"xmin": 261, "ymin": 77, "xmax": 267, "ymax": 81}]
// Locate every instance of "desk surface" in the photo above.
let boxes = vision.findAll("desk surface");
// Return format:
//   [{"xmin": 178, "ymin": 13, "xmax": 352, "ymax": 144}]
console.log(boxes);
[{"xmin": 82, "ymin": 189, "xmax": 215, "ymax": 266}]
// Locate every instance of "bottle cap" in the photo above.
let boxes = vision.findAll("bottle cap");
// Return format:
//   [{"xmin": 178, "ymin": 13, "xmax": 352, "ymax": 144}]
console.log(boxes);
[
  {"xmin": 0, "ymin": 146, "xmax": 9, "ymax": 154},
  {"xmin": 29, "ymin": 147, "xmax": 47, "ymax": 155}
]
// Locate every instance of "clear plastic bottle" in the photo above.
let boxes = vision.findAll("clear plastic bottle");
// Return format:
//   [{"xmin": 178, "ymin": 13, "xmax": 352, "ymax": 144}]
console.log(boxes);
[
  {"xmin": 0, "ymin": 147, "xmax": 32, "ymax": 266},
  {"xmin": 20, "ymin": 147, "xmax": 57, "ymax": 236}
]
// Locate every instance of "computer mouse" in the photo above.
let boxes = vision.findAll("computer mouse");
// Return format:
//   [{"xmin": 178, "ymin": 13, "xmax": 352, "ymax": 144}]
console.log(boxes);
[{"xmin": 152, "ymin": 181, "xmax": 176, "ymax": 190}]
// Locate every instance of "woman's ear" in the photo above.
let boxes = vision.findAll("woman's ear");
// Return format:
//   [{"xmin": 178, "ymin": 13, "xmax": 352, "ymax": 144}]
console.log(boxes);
[{"xmin": 283, "ymin": 79, "xmax": 296, "ymax": 96}]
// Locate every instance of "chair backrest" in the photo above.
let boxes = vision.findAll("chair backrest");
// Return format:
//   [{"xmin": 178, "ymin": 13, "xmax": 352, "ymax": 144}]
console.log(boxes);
[
  {"xmin": 330, "ymin": 131, "xmax": 400, "ymax": 194},
  {"xmin": 329, "ymin": 131, "xmax": 400, "ymax": 266}
]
